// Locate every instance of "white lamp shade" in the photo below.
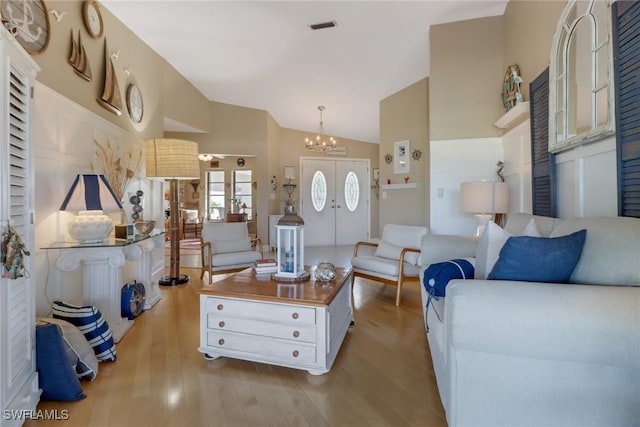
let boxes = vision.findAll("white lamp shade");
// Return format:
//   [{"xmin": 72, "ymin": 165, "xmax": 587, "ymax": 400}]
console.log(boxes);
[
  {"xmin": 59, "ymin": 174, "xmax": 123, "ymax": 243},
  {"xmin": 284, "ymin": 166, "xmax": 295, "ymax": 180},
  {"xmin": 146, "ymin": 138, "xmax": 200, "ymax": 179},
  {"xmin": 59, "ymin": 174, "xmax": 123, "ymax": 212},
  {"xmin": 460, "ymin": 181, "xmax": 509, "ymax": 214}
]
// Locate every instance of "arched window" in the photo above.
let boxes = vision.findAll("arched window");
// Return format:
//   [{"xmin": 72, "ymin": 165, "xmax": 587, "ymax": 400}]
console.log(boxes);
[
  {"xmin": 344, "ymin": 171, "xmax": 359, "ymax": 212},
  {"xmin": 549, "ymin": 0, "xmax": 614, "ymax": 152},
  {"xmin": 311, "ymin": 171, "xmax": 327, "ymax": 212}
]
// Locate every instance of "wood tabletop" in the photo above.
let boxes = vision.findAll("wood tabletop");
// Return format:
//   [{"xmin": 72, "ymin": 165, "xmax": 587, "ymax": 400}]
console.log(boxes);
[{"xmin": 198, "ymin": 267, "xmax": 352, "ymax": 306}]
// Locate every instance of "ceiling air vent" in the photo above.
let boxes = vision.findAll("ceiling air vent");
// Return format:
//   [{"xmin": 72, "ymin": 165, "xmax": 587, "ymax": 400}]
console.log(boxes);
[{"xmin": 309, "ymin": 21, "xmax": 337, "ymax": 31}]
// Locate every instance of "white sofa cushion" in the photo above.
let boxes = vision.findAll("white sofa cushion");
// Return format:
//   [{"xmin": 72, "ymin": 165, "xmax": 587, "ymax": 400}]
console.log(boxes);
[
  {"xmin": 351, "ymin": 255, "xmax": 421, "ymax": 278},
  {"xmin": 212, "ymin": 237, "xmax": 251, "ymax": 254},
  {"xmin": 212, "ymin": 250, "xmax": 261, "ymax": 267},
  {"xmin": 475, "ymin": 219, "xmax": 541, "ymax": 279},
  {"xmin": 374, "ymin": 240, "xmax": 420, "ymax": 265},
  {"xmin": 550, "ymin": 217, "xmax": 640, "ymax": 286}
]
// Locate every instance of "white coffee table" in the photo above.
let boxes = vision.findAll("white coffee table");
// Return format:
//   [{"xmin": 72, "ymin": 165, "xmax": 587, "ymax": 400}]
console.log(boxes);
[{"xmin": 198, "ymin": 267, "xmax": 353, "ymax": 375}]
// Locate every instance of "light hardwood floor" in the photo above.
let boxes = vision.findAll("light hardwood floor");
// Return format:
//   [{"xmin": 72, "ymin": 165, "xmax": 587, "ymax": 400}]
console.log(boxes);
[{"xmin": 25, "ymin": 246, "xmax": 446, "ymax": 427}]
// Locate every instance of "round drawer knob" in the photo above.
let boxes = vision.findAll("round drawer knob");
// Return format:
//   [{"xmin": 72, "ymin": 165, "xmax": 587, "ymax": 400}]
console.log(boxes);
[
  {"xmin": 217, "ymin": 304, "xmax": 224, "ymax": 311},
  {"xmin": 218, "ymin": 339, "xmax": 225, "ymax": 346},
  {"xmin": 293, "ymin": 331, "xmax": 300, "ymax": 338},
  {"xmin": 292, "ymin": 312, "xmax": 299, "ymax": 320},
  {"xmin": 218, "ymin": 321, "xmax": 225, "ymax": 328},
  {"xmin": 292, "ymin": 350, "xmax": 299, "ymax": 358}
]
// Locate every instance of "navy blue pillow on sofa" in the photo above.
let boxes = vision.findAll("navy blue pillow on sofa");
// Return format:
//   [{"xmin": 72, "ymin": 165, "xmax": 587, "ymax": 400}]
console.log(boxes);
[
  {"xmin": 35, "ymin": 323, "xmax": 86, "ymax": 401},
  {"xmin": 423, "ymin": 258, "xmax": 475, "ymax": 298},
  {"xmin": 488, "ymin": 229, "xmax": 587, "ymax": 283}
]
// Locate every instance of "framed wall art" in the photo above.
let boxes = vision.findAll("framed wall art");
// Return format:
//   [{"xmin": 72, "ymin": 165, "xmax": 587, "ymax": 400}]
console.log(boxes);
[
  {"xmin": 1, "ymin": 0, "xmax": 51, "ymax": 54},
  {"xmin": 393, "ymin": 140, "xmax": 410, "ymax": 174}
]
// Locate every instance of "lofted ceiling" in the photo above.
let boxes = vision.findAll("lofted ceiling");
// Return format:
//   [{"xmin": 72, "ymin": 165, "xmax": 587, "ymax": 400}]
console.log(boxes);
[{"xmin": 102, "ymin": 1, "xmax": 508, "ymax": 143}]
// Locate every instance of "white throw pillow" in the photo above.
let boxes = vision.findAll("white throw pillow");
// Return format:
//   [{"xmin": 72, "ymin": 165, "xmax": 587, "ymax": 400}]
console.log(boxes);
[
  {"xmin": 374, "ymin": 240, "xmax": 420, "ymax": 265},
  {"xmin": 474, "ymin": 219, "xmax": 540, "ymax": 279}
]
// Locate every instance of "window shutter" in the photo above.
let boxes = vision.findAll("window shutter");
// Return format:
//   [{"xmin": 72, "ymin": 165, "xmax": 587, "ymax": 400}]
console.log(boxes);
[
  {"xmin": 613, "ymin": 1, "xmax": 640, "ymax": 218},
  {"xmin": 529, "ymin": 67, "xmax": 557, "ymax": 217},
  {"xmin": 8, "ymin": 65, "xmax": 31, "ymax": 235}
]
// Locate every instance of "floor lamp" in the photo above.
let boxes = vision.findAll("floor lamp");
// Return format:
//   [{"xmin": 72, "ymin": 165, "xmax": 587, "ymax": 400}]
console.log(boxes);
[{"xmin": 146, "ymin": 138, "xmax": 200, "ymax": 286}]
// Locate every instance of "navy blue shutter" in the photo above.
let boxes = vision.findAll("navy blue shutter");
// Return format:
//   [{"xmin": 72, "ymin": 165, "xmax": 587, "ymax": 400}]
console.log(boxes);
[
  {"xmin": 529, "ymin": 67, "xmax": 557, "ymax": 217},
  {"xmin": 613, "ymin": 1, "xmax": 640, "ymax": 217}
]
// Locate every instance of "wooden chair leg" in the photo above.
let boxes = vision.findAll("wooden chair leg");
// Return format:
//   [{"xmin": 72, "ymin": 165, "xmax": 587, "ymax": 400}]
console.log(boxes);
[{"xmin": 395, "ymin": 277, "xmax": 402, "ymax": 306}]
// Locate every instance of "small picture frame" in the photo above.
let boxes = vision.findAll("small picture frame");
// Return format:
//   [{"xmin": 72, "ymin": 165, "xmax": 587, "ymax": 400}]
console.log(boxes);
[{"xmin": 394, "ymin": 140, "xmax": 410, "ymax": 174}]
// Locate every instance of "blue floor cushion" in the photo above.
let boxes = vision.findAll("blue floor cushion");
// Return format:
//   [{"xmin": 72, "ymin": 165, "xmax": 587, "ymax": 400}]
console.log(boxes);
[
  {"xmin": 52, "ymin": 301, "xmax": 117, "ymax": 362},
  {"xmin": 35, "ymin": 323, "xmax": 86, "ymax": 401}
]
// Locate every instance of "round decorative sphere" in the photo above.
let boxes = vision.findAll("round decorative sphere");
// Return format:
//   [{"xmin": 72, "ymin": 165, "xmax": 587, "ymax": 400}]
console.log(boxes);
[
  {"xmin": 132, "ymin": 205, "xmax": 143, "ymax": 213},
  {"xmin": 132, "ymin": 212, "xmax": 140, "ymax": 220},
  {"xmin": 314, "ymin": 261, "xmax": 336, "ymax": 282},
  {"xmin": 136, "ymin": 190, "xmax": 144, "ymax": 197},
  {"xmin": 129, "ymin": 195, "xmax": 140, "ymax": 204}
]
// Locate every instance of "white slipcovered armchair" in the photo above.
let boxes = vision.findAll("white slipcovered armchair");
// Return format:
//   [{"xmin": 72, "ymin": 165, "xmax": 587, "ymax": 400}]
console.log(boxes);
[
  {"xmin": 200, "ymin": 222, "xmax": 262, "ymax": 284},
  {"xmin": 351, "ymin": 224, "xmax": 429, "ymax": 305}
]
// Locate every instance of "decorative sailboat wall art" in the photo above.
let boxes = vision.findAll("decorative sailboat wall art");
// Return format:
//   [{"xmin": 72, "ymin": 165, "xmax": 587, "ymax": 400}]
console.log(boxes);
[
  {"xmin": 97, "ymin": 39, "xmax": 122, "ymax": 116},
  {"xmin": 67, "ymin": 30, "xmax": 92, "ymax": 81}
]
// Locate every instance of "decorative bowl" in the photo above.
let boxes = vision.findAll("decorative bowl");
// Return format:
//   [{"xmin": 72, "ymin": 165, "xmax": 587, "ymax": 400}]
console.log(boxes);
[
  {"xmin": 314, "ymin": 261, "xmax": 336, "ymax": 282},
  {"xmin": 134, "ymin": 220, "xmax": 155, "ymax": 235}
]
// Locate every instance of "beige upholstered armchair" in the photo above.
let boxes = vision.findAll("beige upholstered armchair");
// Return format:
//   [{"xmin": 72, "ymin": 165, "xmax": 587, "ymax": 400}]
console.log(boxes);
[
  {"xmin": 351, "ymin": 224, "xmax": 428, "ymax": 305},
  {"xmin": 200, "ymin": 222, "xmax": 262, "ymax": 284}
]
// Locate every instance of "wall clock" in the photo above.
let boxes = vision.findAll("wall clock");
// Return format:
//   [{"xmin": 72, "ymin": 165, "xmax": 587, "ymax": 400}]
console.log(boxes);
[
  {"xmin": 0, "ymin": 0, "xmax": 51, "ymax": 54},
  {"xmin": 82, "ymin": 0, "xmax": 103, "ymax": 39},
  {"xmin": 126, "ymin": 84, "xmax": 143, "ymax": 123},
  {"xmin": 237, "ymin": 158, "xmax": 245, "ymax": 167},
  {"xmin": 120, "ymin": 280, "xmax": 145, "ymax": 320}
]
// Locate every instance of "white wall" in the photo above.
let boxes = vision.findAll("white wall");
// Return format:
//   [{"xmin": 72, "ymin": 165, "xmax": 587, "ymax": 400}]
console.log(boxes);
[
  {"xmin": 32, "ymin": 83, "xmax": 160, "ymax": 316},
  {"xmin": 502, "ymin": 119, "xmax": 532, "ymax": 215},
  {"xmin": 430, "ymin": 138, "xmax": 503, "ymax": 235},
  {"xmin": 501, "ymin": 119, "xmax": 617, "ymax": 220}
]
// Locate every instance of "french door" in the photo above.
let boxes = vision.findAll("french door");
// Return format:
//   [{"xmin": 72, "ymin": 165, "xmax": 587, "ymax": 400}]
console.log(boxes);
[{"xmin": 300, "ymin": 158, "xmax": 369, "ymax": 246}]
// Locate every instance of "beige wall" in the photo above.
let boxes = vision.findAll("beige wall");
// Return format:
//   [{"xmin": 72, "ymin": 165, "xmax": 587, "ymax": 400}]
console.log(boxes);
[
  {"xmin": 30, "ymin": 0, "xmax": 208, "ymax": 139},
  {"xmin": 503, "ymin": 0, "xmax": 567, "ymax": 102},
  {"xmin": 429, "ymin": 16, "xmax": 504, "ymax": 140},
  {"xmin": 379, "ymin": 78, "xmax": 429, "ymax": 232}
]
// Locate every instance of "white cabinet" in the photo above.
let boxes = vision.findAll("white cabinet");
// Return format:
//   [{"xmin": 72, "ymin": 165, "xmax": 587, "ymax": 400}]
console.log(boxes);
[
  {"xmin": 198, "ymin": 276, "xmax": 352, "ymax": 375},
  {"xmin": 0, "ymin": 27, "xmax": 40, "ymax": 426}
]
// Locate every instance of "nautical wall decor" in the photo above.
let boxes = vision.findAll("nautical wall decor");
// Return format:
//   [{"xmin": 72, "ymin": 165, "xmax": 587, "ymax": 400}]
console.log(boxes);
[
  {"xmin": 97, "ymin": 39, "xmax": 123, "ymax": 116},
  {"xmin": 68, "ymin": 29, "xmax": 92, "ymax": 81},
  {"xmin": 0, "ymin": 0, "xmax": 51, "ymax": 54}
]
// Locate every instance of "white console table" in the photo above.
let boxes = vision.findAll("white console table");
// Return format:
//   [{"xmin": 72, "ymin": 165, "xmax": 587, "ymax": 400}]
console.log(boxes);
[{"xmin": 42, "ymin": 232, "xmax": 164, "ymax": 342}]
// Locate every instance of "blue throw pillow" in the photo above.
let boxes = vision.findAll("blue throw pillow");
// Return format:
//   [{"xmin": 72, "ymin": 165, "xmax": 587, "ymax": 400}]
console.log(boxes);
[
  {"xmin": 52, "ymin": 301, "xmax": 117, "ymax": 362},
  {"xmin": 488, "ymin": 229, "xmax": 587, "ymax": 283},
  {"xmin": 35, "ymin": 323, "xmax": 86, "ymax": 401},
  {"xmin": 423, "ymin": 258, "xmax": 475, "ymax": 298}
]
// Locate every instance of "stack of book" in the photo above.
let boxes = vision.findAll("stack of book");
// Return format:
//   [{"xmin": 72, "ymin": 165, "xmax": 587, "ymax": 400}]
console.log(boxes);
[{"xmin": 254, "ymin": 259, "xmax": 277, "ymax": 276}]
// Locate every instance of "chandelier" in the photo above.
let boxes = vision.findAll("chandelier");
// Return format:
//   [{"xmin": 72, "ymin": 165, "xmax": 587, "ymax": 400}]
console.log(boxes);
[{"xmin": 305, "ymin": 106, "xmax": 336, "ymax": 151}]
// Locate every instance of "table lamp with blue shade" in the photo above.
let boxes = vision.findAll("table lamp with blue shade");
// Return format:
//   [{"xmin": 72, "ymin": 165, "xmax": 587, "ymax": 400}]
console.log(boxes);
[{"xmin": 59, "ymin": 174, "xmax": 123, "ymax": 243}]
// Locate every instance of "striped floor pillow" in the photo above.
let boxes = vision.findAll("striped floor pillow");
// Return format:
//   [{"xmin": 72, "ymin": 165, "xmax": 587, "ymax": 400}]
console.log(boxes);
[{"xmin": 52, "ymin": 301, "xmax": 117, "ymax": 362}]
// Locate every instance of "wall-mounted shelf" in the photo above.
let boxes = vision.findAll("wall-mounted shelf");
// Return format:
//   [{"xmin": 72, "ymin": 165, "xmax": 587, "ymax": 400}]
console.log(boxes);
[
  {"xmin": 494, "ymin": 101, "xmax": 530, "ymax": 129},
  {"xmin": 380, "ymin": 183, "xmax": 418, "ymax": 190}
]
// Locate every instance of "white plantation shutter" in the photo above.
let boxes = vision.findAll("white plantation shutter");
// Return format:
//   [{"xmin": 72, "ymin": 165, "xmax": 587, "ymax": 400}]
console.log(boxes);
[
  {"xmin": 1, "ymin": 60, "xmax": 35, "ymax": 405},
  {"xmin": 8, "ymin": 66, "xmax": 30, "ymax": 235}
]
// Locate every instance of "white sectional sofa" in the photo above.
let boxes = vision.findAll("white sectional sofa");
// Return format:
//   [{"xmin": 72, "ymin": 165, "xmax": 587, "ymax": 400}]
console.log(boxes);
[{"xmin": 419, "ymin": 213, "xmax": 640, "ymax": 427}]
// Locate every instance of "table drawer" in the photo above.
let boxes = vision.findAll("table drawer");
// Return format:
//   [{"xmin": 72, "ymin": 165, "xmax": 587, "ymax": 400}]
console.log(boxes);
[
  {"xmin": 206, "ymin": 330, "xmax": 316, "ymax": 365},
  {"xmin": 207, "ymin": 314, "xmax": 316, "ymax": 342},
  {"xmin": 205, "ymin": 297, "xmax": 316, "ymax": 324}
]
